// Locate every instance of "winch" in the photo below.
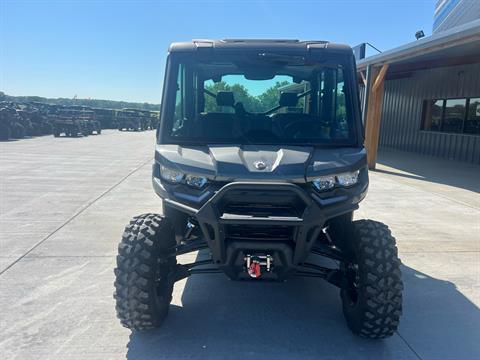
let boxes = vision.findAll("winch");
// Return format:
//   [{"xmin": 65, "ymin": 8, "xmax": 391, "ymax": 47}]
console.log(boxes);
[{"xmin": 244, "ymin": 254, "xmax": 273, "ymax": 278}]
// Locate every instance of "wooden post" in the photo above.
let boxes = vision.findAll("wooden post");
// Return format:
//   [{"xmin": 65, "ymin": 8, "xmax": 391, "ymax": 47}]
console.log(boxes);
[{"xmin": 364, "ymin": 64, "xmax": 388, "ymax": 169}]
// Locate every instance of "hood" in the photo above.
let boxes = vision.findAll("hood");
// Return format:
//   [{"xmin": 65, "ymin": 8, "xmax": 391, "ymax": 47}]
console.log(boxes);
[{"xmin": 155, "ymin": 144, "xmax": 366, "ymax": 183}]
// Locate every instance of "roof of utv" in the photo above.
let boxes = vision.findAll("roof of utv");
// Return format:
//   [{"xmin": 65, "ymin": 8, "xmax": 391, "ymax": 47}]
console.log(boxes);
[{"xmin": 168, "ymin": 39, "xmax": 352, "ymax": 54}]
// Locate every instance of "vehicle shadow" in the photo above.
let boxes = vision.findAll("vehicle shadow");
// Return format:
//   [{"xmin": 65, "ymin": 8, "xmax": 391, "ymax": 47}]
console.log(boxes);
[
  {"xmin": 375, "ymin": 149, "xmax": 480, "ymax": 194},
  {"xmin": 126, "ymin": 259, "xmax": 480, "ymax": 360}
]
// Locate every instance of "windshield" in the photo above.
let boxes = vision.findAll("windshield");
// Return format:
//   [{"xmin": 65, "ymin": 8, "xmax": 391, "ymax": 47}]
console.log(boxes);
[{"xmin": 161, "ymin": 53, "xmax": 357, "ymax": 145}]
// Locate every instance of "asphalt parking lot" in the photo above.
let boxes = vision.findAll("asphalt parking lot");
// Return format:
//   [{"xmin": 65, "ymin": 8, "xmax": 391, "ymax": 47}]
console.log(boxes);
[{"xmin": 0, "ymin": 130, "xmax": 479, "ymax": 360}]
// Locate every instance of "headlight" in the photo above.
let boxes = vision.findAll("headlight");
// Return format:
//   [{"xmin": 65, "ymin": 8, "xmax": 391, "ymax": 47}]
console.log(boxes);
[
  {"xmin": 312, "ymin": 175, "xmax": 336, "ymax": 191},
  {"xmin": 185, "ymin": 174, "xmax": 208, "ymax": 189},
  {"xmin": 159, "ymin": 165, "xmax": 209, "ymax": 188},
  {"xmin": 312, "ymin": 170, "xmax": 360, "ymax": 192},
  {"xmin": 160, "ymin": 165, "xmax": 184, "ymax": 183},
  {"xmin": 337, "ymin": 170, "xmax": 360, "ymax": 187}
]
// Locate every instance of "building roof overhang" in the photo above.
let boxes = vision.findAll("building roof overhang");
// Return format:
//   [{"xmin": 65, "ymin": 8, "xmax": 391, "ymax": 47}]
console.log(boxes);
[{"xmin": 357, "ymin": 19, "xmax": 480, "ymax": 73}]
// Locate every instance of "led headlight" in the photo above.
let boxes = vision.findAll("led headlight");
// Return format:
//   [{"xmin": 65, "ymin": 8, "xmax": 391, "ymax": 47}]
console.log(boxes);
[
  {"xmin": 336, "ymin": 170, "xmax": 360, "ymax": 187},
  {"xmin": 185, "ymin": 174, "xmax": 208, "ymax": 189},
  {"xmin": 312, "ymin": 175, "xmax": 336, "ymax": 191},
  {"xmin": 160, "ymin": 165, "xmax": 184, "ymax": 183},
  {"xmin": 312, "ymin": 170, "xmax": 360, "ymax": 192}
]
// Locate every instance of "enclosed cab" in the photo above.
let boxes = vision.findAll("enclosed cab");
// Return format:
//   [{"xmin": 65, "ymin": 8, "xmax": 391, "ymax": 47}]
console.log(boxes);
[{"xmin": 114, "ymin": 40, "xmax": 403, "ymax": 339}]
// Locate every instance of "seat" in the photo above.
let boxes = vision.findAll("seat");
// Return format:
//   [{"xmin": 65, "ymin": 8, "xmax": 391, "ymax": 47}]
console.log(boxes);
[{"xmin": 195, "ymin": 91, "xmax": 239, "ymax": 138}]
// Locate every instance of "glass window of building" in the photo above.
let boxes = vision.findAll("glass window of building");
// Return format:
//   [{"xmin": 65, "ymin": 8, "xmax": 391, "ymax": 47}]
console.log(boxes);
[{"xmin": 442, "ymin": 99, "xmax": 466, "ymax": 133}]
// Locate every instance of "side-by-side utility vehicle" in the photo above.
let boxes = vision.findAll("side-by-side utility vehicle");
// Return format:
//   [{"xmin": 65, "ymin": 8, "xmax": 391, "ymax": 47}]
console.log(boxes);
[
  {"xmin": 53, "ymin": 107, "xmax": 101, "ymax": 137},
  {"xmin": 114, "ymin": 39, "xmax": 403, "ymax": 339},
  {"xmin": 117, "ymin": 109, "xmax": 151, "ymax": 131}
]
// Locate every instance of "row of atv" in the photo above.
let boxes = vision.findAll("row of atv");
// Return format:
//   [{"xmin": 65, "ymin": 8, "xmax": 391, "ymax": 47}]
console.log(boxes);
[
  {"xmin": 0, "ymin": 102, "xmax": 160, "ymax": 140},
  {"xmin": 0, "ymin": 102, "xmax": 103, "ymax": 140},
  {"xmin": 0, "ymin": 102, "xmax": 54, "ymax": 140},
  {"xmin": 117, "ymin": 108, "xmax": 158, "ymax": 131}
]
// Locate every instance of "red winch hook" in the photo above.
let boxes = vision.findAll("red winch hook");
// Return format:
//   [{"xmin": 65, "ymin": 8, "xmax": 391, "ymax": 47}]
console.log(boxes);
[{"xmin": 248, "ymin": 260, "xmax": 262, "ymax": 278}]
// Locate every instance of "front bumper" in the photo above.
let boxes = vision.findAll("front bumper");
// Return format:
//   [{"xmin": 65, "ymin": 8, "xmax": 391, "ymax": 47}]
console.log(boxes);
[{"xmin": 154, "ymin": 178, "xmax": 367, "ymax": 280}]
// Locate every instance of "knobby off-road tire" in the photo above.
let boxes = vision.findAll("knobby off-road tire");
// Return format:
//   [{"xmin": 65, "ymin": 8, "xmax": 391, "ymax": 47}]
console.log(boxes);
[
  {"xmin": 114, "ymin": 213, "xmax": 176, "ymax": 331},
  {"xmin": 341, "ymin": 220, "xmax": 403, "ymax": 339}
]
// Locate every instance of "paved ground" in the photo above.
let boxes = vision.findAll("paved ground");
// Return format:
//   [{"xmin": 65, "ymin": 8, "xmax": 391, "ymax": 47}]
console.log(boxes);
[{"xmin": 0, "ymin": 131, "xmax": 479, "ymax": 360}]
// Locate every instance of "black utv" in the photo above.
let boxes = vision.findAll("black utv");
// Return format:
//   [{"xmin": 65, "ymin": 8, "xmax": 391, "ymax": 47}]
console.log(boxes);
[
  {"xmin": 114, "ymin": 39, "xmax": 403, "ymax": 339},
  {"xmin": 117, "ymin": 109, "xmax": 151, "ymax": 131},
  {"xmin": 52, "ymin": 108, "xmax": 91, "ymax": 137},
  {"xmin": 93, "ymin": 108, "xmax": 116, "ymax": 129},
  {"xmin": 0, "ymin": 104, "xmax": 26, "ymax": 140}
]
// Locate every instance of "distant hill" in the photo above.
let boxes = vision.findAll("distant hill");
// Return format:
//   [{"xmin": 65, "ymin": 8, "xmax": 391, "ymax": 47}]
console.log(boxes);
[{"xmin": 0, "ymin": 91, "xmax": 160, "ymax": 111}]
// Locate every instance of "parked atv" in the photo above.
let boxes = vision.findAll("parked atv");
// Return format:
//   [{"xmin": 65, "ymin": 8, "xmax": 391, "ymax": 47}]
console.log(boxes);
[
  {"xmin": 93, "ymin": 108, "xmax": 116, "ymax": 129},
  {"xmin": 52, "ymin": 108, "xmax": 89, "ymax": 137},
  {"xmin": 114, "ymin": 39, "xmax": 403, "ymax": 339},
  {"xmin": 84, "ymin": 115, "xmax": 102, "ymax": 135},
  {"xmin": 0, "ymin": 104, "xmax": 26, "ymax": 140},
  {"xmin": 17, "ymin": 108, "xmax": 50, "ymax": 136},
  {"xmin": 117, "ymin": 108, "xmax": 151, "ymax": 131},
  {"xmin": 149, "ymin": 110, "xmax": 160, "ymax": 129}
]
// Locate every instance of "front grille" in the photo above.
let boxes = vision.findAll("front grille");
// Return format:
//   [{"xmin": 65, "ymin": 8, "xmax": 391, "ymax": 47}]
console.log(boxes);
[
  {"xmin": 223, "ymin": 203, "xmax": 298, "ymax": 217},
  {"xmin": 217, "ymin": 189, "xmax": 307, "ymax": 218},
  {"xmin": 226, "ymin": 224, "xmax": 294, "ymax": 241}
]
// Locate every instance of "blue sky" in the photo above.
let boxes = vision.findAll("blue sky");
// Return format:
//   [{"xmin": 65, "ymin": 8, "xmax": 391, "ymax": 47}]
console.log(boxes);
[{"xmin": 1, "ymin": 0, "xmax": 435, "ymax": 104}]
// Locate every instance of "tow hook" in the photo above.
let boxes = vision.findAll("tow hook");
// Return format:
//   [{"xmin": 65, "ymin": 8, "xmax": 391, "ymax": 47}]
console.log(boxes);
[{"xmin": 244, "ymin": 254, "xmax": 273, "ymax": 278}]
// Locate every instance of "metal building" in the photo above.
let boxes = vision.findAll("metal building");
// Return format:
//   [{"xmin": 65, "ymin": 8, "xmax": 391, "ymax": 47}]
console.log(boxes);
[
  {"xmin": 434, "ymin": 0, "xmax": 480, "ymax": 33},
  {"xmin": 357, "ymin": 19, "xmax": 480, "ymax": 168}
]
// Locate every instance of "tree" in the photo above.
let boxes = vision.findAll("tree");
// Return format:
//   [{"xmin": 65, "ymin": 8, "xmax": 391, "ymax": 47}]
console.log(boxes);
[
  {"xmin": 204, "ymin": 80, "xmax": 296, "ymax": 113},
  {"xmin": 0, "ymin": 92, "xmax": 160, "ymax": 111},
  {"xmin": 257, "ymin": 81, "xmax": 290, "ymax": 111},
  {"xmin": 204, "ymin": 81, "xmax": 262, "ymax": 112}
]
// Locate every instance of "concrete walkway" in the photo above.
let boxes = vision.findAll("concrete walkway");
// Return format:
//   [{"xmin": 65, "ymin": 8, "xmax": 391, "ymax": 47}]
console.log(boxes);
[{"xmin": 0, "ymin": 132, "xmax": 478, "ymax": 359}]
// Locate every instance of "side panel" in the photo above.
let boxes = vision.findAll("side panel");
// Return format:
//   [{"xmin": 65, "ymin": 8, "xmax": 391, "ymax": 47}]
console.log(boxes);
[{"xmin": 378, "ymin": 63, "xmax": 480, "ymax": 164}]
